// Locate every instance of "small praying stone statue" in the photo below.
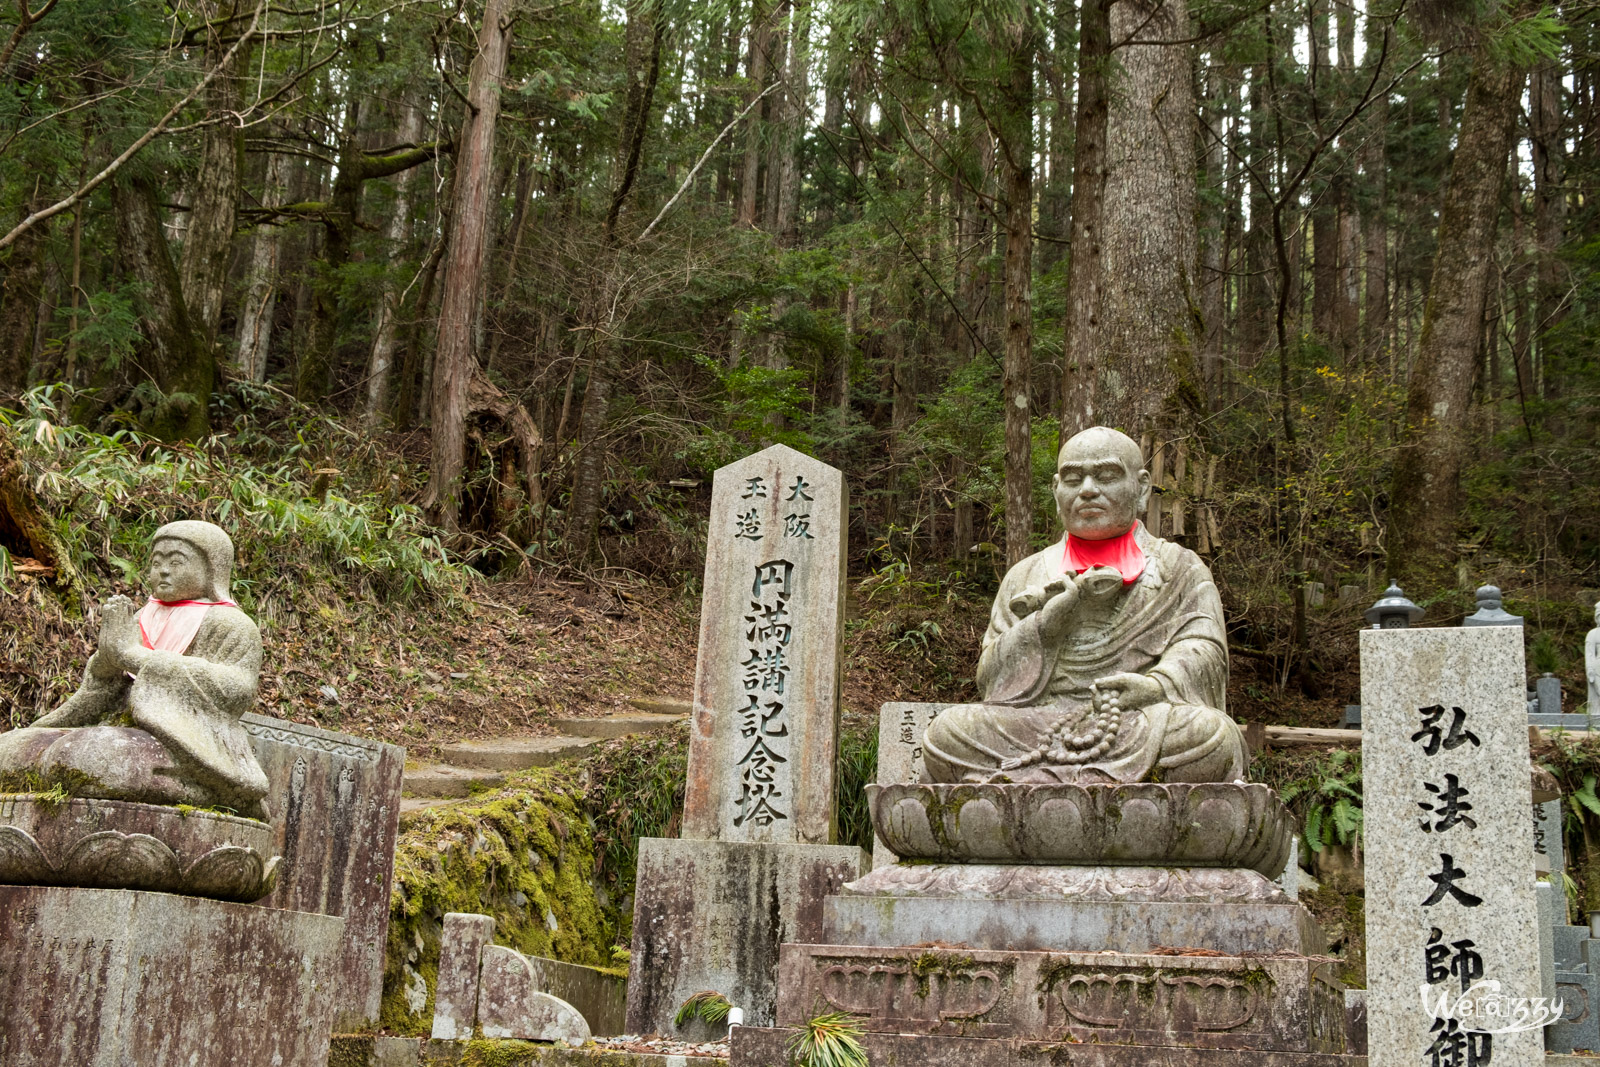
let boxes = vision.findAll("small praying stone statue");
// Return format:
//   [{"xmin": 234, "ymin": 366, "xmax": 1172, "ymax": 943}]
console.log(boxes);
[
  {"xmin": 1587, "ymin": 601, "xmax": 1600, "ymax": 715},
  {"xmin": 922, "ymin": 428, "xmax": 1244, "ymax": 785},
  {"xmin": 0, "ymin": 521, "xmax": 270, "ymax": 819}
]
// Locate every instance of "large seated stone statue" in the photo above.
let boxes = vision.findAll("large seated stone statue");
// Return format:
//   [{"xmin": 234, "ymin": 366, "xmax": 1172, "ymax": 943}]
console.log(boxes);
[
  {"xmin": 923, "ymin": 427, "xmax": 1245, "ymax": 785},
  {"xmin": 0, "ymin": 520, "xmax": 270, "ymax": 819}
]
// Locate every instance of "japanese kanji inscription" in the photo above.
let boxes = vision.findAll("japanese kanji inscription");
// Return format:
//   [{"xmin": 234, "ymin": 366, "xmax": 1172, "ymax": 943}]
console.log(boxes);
[
  {"xmin": 1361, "ymin": 625, "xmax": 1546, "ymax": 1066},
  {"xmin": 681, "ymin": 445, "xmax": 847, "ymax": 845}
]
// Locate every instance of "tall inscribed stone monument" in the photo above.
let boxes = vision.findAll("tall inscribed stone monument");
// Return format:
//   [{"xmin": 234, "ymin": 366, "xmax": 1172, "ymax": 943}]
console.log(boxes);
[
  {"xmin": 680, "ymin": 443, "xmax": 847, "ymax": 845},
  {"xmin": 1361, "ymin": 624, "xmax": 1545, "ymax": 1065},
  {"xmin": 627, "ymin": 444, "xmax": 865, "ymax": 1037}
]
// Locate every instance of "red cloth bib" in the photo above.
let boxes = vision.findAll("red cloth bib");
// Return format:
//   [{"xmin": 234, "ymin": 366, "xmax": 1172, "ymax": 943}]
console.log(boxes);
[
  {"xmin": 1063, "ymin": 527, "xmax": 1146, "ymax": 584},
  {"xmin": 137, "ymin": 598, "xmax": 236, "ymax": 654}
]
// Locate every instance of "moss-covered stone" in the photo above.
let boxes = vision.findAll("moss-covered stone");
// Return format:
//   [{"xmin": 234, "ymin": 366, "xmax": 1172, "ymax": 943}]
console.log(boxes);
[{"xmin": 381, "ymin": 768, "xmax": 617, "ymax": 1036}]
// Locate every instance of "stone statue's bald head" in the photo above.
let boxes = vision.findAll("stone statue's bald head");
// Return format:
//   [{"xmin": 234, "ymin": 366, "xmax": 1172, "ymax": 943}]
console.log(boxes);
[
  {"xmin": 1058, "ymin": 427, "xmax": 1144, "ymax": 471},
  {"xmin": 1053, "ymin": 427, "xmax": 1151, "ymax": 540}
]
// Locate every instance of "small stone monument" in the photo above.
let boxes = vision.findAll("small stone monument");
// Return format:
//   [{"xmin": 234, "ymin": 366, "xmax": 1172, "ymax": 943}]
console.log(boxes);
[
  {"xmin": 0, "ymin": 522, "xmax": 344, "ymax": 1067},
  {"xmin": 1360, "ymin": 622, "xmax": 1547, "ymax": 1064},
  {"xmin": 627, "ymin": 445, "xmax": 866, "ymax": 1037},
  {"xmin": 732, "ymin": 429, "xmax": 1354, "ymax": 1067},
  {"xmin": 1463, "ymin": 584, "xmax": 1523, "ymax": 628}
]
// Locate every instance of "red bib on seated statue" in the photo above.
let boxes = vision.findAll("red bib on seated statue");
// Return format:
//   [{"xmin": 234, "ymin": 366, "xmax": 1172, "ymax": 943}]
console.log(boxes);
[{"xmin": 1063, "ymin": 527, "xmax": 1146, "ymax": 584}]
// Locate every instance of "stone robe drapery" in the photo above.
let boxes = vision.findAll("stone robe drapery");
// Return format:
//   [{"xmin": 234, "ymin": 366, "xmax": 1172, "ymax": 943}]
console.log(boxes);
[
  {"xmin": 28, "ymin": 605, "xmax": 269, "ymax": 811},
  {"xmin": 922, "ymin": 525, "xmax": 1244, "ymax": 784}
]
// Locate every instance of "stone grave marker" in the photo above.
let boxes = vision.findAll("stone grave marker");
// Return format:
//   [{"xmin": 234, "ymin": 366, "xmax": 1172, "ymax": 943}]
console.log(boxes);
[
  {"xmin": 242, "ymin": 712, "xmax": 405, "ymax": 1030},
  {"xmin": 681, "ymin": 443, "xmax": 848, "ymax": 846},
  {"xmin": 629, "ymin": 445, "xmax": 866, "ymax": 1038},
  {"xmin": 871, "ymin": 702, "xmax": 949, "ymax": 868},
  {"xmin": 1361, "ymin": 625, "xmax": 1546, "ymax": 1064}
]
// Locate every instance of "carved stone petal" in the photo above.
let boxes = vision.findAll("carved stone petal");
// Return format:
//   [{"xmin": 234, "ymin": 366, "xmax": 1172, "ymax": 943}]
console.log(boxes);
[
  {"xmin": 183, "ymin": 845, "xmax": 271, "ymax": 903},
  {"xmin": 60, "ymin": 830, "xmax": 182, "ymax": 890},
  {"xmin": 0, "ymin": 825, "xmax": 53, "ymax": 883}
]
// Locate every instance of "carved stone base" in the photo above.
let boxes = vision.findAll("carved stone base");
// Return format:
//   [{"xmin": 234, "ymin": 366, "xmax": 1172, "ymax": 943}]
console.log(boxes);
[
  {"xmin": 0, "ymin": 795, "xmax": 279, "ymax": 902},
  {"xmin": 869, "ymin": 782, "xmax": 1293, "ymax": 876},
  {"xmin": 0, "ymin": 885, "xmax": 342, "ymax": 1067},
  {"xmin": 774, "ymin": 943, "xmax": 1347, "ymax": 1053},
  {"xmin": 732, "ymin": 1027, "xmax": 1366, "ymax": 1067},
  {"xmin": 824, "ymin": 877, "xmax": 1323, "ymax": 956},
  {"xmin": 844, "ymin": 862, "xmax": 1286, "ymax": 903}
]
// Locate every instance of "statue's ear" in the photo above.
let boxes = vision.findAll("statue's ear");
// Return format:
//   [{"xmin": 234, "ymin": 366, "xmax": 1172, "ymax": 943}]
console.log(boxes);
[{"xmin": 1136, "ymin": 469, "xmax": 1152, "ymax": 516}]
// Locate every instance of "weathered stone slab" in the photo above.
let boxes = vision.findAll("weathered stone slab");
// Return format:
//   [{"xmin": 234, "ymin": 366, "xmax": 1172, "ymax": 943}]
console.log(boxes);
[
  {"xmin": 1536, "ymin": 798, "xmax": 1564, "ymax": 878},
  {"xmin": 823, "ymin": 891, "xmax": 1322, "ymax": 956},
  {"xmin": 872, "ymin": 701, "xmax": 948, "ymax": 867},
  {"xmin": 433, "ymin": 912, "xmax": 495, "ymax": 1040},
  {"xmin": 1549, "ymin": 969, "xmax": 1600, "ymax": 1054},
  {"xmin": 731, "ymin": 1026, "xmax": 1367, "ymax": 1067},
  {"xmin": 1556, "ymin": 924, "xmax": 1589, "ymax": 970},
  {"xmin": 843, "ymin": 861, "xmax": 1287, "ymax": 902},
  {"xmin": 625, "ymin": 836, "xmax": 866, "ymax": 1035},
  {"xmin": 1344, "ymin": 990, "xmax": 1368, "ymax": 1056},
  {"xmin": 478, "ymin": 945, "xmax": 590, "ymax": 1045},
  {"xmin": 1360, "ymin": 626, "xmax": 1545, "ymax": 1065},
  {"xmin": 327, "ymin": 1035, "xmax": 424, "ymax": 1066},
  {"xmin": 522, "ymin": 953, "xmax": 628, "ymax": 1036},
  {"xmin": 774, "ymin": 943, "xmax": 1346, "ymax": 1052},
  {"xmin": 680, "ymin": 445, "xmax": 847, "ymax": 846},
  {"xmin": 243, "ymin": 711, "xmax": 405, "ymax": 1030},
  {"xmin": 0, "ymin": 884, "xmax": 342, "ymax": 1067}
]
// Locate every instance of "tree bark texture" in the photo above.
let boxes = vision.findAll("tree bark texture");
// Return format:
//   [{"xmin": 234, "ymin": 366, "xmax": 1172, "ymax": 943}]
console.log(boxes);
[
  {"xmin": 0, "ymin": 205, "xmax": 46, "ymax": 397},
  {"xmin": 426, "ymin": 0, "xmax": 513, "ymax": 531},
  {"xmin": 364, "ymin": 101, "xmax": 426, "ymax": 425},
  {"xmin": 1058, "ymin": 0, "xmax": 1110, "ymax": 437},
  {"xmin": 112, "ymin": 175, "xmax": 212, "ymax": 441},
  {"xmin": 235, "ymin": 151, "xmax": 292, "ymax": 381},
  {"xmin": 1090, "ymin": 0, "xmax": 1200, "ymax": 436},
  {"xmin": 1000, "ymin": 0, "xmax": 1038, "ymax": 567},
  {"xmin": 0, "ymin": 426, "xmax": 84, "ymax": 609},
  {"xmin": 606, "ymin": 0, "xmax": 665, "ymax": 239},
  {"xmin": 1388, "ymin": 47, "xmax": 1522, "ymax": 581},
  {"xmin": 179, "ymin": 17, "xmax": 250, "ymax": 345},
  {"xmin": 737, "ymin": 0, "xmax": 776, "ymax": 228}
]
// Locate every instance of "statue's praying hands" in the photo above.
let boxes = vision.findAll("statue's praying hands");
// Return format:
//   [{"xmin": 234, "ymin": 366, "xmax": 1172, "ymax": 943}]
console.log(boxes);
[{"xmin": 0, "ymin": 522, "xmax": 271, "ymax": 819}]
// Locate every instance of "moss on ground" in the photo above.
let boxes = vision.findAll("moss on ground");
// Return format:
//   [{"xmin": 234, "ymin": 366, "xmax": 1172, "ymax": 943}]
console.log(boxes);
[{"xmin": 381, "ymin": 768, "xmax": 616, "ymax": 1035}]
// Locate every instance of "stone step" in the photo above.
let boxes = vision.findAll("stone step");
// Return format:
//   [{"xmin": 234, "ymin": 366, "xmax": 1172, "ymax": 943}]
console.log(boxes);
[
  {"xmin": 552, "ymin": 713, "xmax": 686, "ymax": 739},
  {"xmin": 439, "ymin": 735, "xmax": 600, "ymax": 771},
  {"xmin": 399, "ymin": 796, "xmax": 461, "ymax": 816},
  {"xmin": 627, "ymin": 696, "xmax": 693, "ymax": 717},
  {"xmin": 404, "ymin": 763, "xmax": 504, "ymax": 798}
]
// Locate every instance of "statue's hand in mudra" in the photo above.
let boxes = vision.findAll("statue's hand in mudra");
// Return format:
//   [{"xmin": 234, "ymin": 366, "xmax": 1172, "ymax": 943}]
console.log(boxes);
[
  {"xmin": 97, "ymin": 594, "xmax": 142, "ymax": 673},
  {"xmin": 1092, "ymin": 672, "xmax": 1164, "ymax": 713}
]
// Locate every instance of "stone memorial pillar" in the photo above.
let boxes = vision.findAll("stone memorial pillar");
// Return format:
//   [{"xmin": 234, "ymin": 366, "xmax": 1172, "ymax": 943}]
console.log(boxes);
[
  {"xmin": 627, "ymin": 445, "xmax": 866, "ymax": 1037},
  {"xmin": 1362, "ymin": 624, "xmax": 1547, "ymax": 1064}
]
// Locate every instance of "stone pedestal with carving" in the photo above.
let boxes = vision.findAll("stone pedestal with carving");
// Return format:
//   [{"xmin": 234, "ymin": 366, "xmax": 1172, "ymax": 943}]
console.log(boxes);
[
  {"xmin": 730, "ymin": 779, "xmax": 1359, "ymax": 1066},
  {"xmin": 777, "ymin": 944, "xmax": 1346, "ymax": 1052},
  {"xmin": 0, "ymin": 884, "xmax": 343, "ymax": 1067}
]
